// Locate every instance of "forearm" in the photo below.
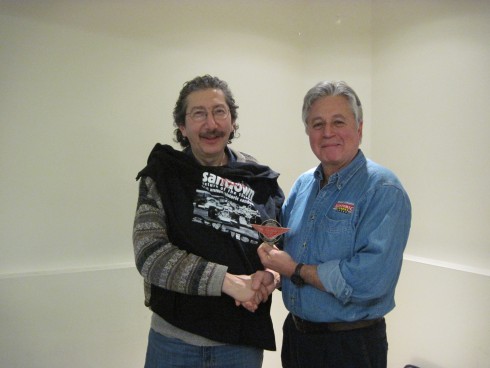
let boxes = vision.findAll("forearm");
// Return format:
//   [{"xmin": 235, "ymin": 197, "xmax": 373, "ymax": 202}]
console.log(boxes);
[
  {"xmin": 222, "ymin": 273, "xmax": 255, "ymax": 302},
  {"xmin": 135, "ymin": 239, "xmax": 227, "ymax": 296},
  {"xmin": 298, "ymin": 264, "xmax": 326, "ymax": 291}
]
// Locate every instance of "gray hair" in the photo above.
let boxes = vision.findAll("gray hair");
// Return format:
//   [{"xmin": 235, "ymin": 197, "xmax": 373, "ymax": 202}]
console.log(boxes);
[{"xmin": 302, "ymin": 81, "xmax": 363, "ymax": 127}]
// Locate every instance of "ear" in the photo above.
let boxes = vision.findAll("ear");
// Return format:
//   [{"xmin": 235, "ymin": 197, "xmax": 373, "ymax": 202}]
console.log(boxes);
[
  {"xmin": 178, "ymin": 124, "xmax": 187, "ymax": 137},
  {"xmin": 358, "ymin": 120, "xmax": 363, "ymax": 142}
]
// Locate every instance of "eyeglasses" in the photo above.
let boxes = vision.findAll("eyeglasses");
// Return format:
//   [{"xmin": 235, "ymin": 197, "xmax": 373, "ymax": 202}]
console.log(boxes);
[{"xmin": 186, "ymin": 106, "xmax": 230, "ymax": 122}]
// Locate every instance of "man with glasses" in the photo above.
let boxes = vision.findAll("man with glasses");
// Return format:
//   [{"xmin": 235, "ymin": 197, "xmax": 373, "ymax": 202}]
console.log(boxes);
[
  {"xmin": 258, "ymin": 80, "xmax": 411, "ymax": 368},
  {"xmin": 133, "ymin": 75, "xmax": 284, "ymax": 367}
]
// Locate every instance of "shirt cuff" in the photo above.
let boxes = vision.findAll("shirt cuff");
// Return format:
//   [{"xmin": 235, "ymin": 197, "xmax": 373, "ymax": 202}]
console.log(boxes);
[{"xmin": 317, "ymin": 260, "xmax": 353, "ymax": 305}]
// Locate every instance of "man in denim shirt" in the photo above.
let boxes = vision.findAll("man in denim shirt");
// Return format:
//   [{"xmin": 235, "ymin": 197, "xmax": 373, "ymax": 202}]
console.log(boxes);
[{"xmin": 258, "ymin": 81, "xmax": 411, "ymax": 368}]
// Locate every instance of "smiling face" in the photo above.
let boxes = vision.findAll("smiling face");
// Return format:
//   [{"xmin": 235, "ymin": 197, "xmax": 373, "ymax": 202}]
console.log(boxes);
[
  {"xmin": 306, "ymin": 95, "xmax": 363, "ymax": 178},
  {"xmin": 179, "ymin": 88, "xmax": 235, "ymax": 166}
]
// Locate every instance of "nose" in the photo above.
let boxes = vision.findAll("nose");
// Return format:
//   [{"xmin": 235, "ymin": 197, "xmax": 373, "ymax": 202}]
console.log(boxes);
[
  {"xmin": 204, "ymin": 111, "xmax": 218, "ymax": 128},
  {"xmin": 323, "ymin": 122, "xmax": 335, "ymax": 137}
]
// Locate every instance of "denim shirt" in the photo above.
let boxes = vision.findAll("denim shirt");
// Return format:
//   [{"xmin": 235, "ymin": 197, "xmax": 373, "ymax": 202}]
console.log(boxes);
[{"xmin": 281, "ymin": 150, "xmax": 411, "ymax": 322}]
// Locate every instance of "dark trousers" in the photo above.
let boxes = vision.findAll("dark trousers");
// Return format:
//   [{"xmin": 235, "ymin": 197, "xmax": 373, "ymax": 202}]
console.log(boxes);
[{"xmin": 281, "ymin": 313, "xmax": 388, "ymax": 368}]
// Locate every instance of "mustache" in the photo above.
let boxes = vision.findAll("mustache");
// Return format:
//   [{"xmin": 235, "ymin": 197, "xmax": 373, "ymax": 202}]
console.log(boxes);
[{"xmin": 200, "ymin": 130, "xmax": 226, "ymax": 139}]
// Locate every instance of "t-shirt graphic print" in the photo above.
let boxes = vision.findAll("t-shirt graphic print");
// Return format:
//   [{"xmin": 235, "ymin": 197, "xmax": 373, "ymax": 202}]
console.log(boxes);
[{"xmin": 192, "ymin": 171, "xmax": 261, "ymax": 244}]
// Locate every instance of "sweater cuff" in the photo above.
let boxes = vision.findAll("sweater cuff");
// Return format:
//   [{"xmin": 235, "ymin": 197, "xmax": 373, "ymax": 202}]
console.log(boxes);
[{"xmin": 208, "ymin": 264, "xmax": 228, "ymax": 296}]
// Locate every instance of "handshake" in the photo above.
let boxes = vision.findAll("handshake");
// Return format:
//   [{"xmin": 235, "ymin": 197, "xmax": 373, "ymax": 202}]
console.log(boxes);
[
  {"xmin": 222, "ymin": 269, "xmax": 280, "ymax": 313},
  {"xmin": 222, "ymin": 242, "xmax": 287, "ymax": 313}
]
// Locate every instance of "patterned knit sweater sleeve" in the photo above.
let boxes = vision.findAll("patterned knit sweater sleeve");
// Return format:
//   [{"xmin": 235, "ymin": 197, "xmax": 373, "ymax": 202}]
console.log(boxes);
[{"xmin": 133, "ymin": 176, "xmax": 228, "ymax": 298}]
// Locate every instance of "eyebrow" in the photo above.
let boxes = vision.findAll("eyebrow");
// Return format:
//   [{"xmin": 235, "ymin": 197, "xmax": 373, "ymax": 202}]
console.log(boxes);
[
  {"xmin": 189, "ymin": 103, "xmax": 227, "ymax": 111},
  {"xmin": 309, "ymin": 113, "xmax": 347, "ymax": 122}
]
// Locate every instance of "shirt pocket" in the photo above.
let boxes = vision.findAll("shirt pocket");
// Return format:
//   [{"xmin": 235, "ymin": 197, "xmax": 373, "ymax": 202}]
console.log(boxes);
[{"xmin": 313, "ymin": 214, "xmax": 354, "ymax": 261}]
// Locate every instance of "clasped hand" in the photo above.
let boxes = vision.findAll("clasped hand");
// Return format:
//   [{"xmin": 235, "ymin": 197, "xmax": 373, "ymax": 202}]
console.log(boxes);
[
  {"xmin": 223, "ymin": 270, "xmax": 278, "ymax": 313},
  {"xmin": 257, "ymin": 242, "xmax": 295, "ymax": 276}
]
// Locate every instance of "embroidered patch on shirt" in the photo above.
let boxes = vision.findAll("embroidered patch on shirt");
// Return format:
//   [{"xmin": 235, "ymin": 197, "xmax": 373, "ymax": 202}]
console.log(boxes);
[{"xmin": 333, "ymin": 202, "xmax": 355, "ymax": 214}]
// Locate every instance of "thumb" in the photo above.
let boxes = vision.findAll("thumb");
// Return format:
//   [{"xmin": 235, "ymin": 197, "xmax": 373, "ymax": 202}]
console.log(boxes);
[{"xmin": 251, "ymin": 272, "xmax": 264, "ymax": 291}]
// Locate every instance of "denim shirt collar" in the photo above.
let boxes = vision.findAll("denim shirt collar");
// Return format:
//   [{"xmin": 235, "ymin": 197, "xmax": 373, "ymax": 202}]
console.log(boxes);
[{"xmin": 314, "ymin": 150, "xmax": 366, "ymax": 190}]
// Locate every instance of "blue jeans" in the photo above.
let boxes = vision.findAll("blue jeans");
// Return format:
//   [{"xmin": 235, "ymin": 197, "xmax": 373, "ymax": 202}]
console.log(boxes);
[
  {"xmin": 281, "ymin": 313, "xmax": 388, "ymax": 368},
  {"xmin": 144, "ymin": 329, "xmax": 264, "ymax": 368}
]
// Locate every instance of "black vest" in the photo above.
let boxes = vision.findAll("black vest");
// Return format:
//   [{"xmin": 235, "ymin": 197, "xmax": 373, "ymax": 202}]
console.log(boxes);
[{"xmin": 137, "ymin": 144, "xmax": 284, "ymax": 350}]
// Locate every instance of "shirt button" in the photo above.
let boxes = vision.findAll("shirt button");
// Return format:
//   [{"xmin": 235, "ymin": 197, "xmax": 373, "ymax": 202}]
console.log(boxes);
[{"xmin": 303, "ymin": 242, "xmax": 307, "ymax": 248}]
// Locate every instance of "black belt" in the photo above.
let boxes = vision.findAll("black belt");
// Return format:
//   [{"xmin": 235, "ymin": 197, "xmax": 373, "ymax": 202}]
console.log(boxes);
[{"xmin": 292, "ymin": 314, "xmax": 384, "ymax": 333}]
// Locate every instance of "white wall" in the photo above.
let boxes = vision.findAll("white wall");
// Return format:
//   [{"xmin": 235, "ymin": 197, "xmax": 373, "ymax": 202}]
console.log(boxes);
[
  {"xmin": 1, "ymin": 1, "xmax": 489, "ymax": 367},
  {"xmin": 371, "ymin": 2, "xmax": 490, "ymax": 366},
  {"xmin": 372, "ymin": 0, "xmax": 490, "ymax": 272},
  {"xmin": 0, "ymin": 267, "xmax": 149, "ymax": 367},
  {"xmin": 386, "ymin": 261, "xmax": 490, "ymax": 368},
  {"xmin": 0, "ymin": 0, "xmax": 372, "ymax": 276}
]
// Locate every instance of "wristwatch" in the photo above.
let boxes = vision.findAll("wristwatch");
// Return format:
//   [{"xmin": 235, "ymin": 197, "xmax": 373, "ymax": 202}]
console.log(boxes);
[{"xmin": 291, "ymin": 263, "xmax": 305, "ymax": 287}]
